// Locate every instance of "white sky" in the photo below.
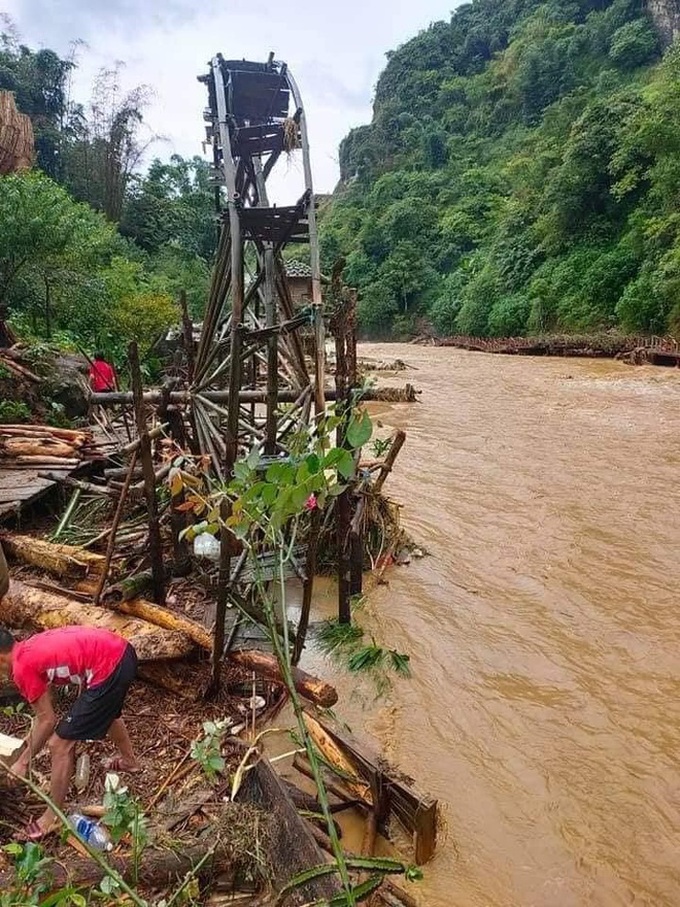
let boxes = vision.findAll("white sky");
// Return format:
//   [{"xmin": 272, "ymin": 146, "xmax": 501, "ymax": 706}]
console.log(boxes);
[{"xmin": 3, "ymin": 0, "xmax": 455, "ymax": 202}]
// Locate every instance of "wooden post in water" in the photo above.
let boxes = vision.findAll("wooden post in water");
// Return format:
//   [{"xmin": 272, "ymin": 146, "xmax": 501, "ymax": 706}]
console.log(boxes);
[
  {"xmin": 293, "ymin": 507, "xmax": 320, "ymax": 664},
  {"xmin": 128, "ymin": 341, "xmax": 165, "ymax": 605},
  {"xmin": 334, "ymin": 300, "xmax": 352, "ymax": 625}
]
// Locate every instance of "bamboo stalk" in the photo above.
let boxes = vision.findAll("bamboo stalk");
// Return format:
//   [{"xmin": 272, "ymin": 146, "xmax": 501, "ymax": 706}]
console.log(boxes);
[
  {"xmin": 53, "ymin": 489, "xmax": 82, "ymax": 540},
  {"xmin": 128, "ymin": 342, "xmax": 165, "ymax": 605},
  {"xmin": 374, "ymin": 431, "xmax": 406, "ymax": 494},
  {"xmin": 293, "ymin": 507, "xmax": 320, "ymax": 665},
  {"xmin": 93, "ymin": 450, "xmax": 139, "ymax": 606}
]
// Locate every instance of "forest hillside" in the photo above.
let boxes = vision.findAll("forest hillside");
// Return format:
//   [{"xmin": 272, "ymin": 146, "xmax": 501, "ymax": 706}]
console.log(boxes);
[{"xmin": 320, "ymin": 0, "xmax": 680, "ymax": 338}]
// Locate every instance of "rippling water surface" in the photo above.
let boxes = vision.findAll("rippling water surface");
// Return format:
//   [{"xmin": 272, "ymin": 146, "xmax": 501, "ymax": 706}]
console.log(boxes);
[{"xmin": 304, "ymin": 342, "xmax": 680, "ymax": 907}]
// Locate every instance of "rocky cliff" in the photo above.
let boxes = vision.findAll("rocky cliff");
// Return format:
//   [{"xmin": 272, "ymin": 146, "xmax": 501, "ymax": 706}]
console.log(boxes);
[{"xmin": 647, "ymin": 0, "xmax": 680, "ymax": 45}]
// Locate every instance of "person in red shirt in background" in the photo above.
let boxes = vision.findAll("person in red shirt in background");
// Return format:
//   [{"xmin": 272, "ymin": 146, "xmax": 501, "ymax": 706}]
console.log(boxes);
[
  {"xmin": 89, "ymin": 352, "xmax": 117, "ymax": 393},
  {"xmin": 88, "ymin": 352, "xmax": 117, "ymax": 422},
  {"xmin": 0, "ymin": 625, "xmax": 139, "ymax": 840}
]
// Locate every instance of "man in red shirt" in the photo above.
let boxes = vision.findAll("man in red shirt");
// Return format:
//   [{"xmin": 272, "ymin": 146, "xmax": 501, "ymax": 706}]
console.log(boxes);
[
  {"xmin": 88, "ymin": 352, "xmax": 117, "ymax": 393},
  {"xmin": 0, "ymin": 625, "xmax": 139, "ymax": 840}
]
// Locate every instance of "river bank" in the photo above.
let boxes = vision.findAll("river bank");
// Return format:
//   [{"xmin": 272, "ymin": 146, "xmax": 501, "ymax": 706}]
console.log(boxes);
[
  {"xmin": 411, "ymin": 332, "xmax": 680, "ymax": 365},
  {"xmin": 324, "ymin": 342, "xmax": 680, "ymax": 907}
]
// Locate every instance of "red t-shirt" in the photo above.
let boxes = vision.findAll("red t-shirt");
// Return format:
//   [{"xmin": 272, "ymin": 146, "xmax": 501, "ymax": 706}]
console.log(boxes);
[
  {"xmin": 12, "ymin": 626, "xmax": 127, "ymax": 703},
  {"xmin": 89, "ymin": 360, "xmax": 116, "ymax": 392}
]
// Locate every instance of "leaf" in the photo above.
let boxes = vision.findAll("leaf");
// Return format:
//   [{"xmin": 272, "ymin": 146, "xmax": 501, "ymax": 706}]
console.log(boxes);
[
  {"xmin": 306, "ymin": 452, "xmax": 321, "ymax": 473},
  {"xmin": 389, "ymin": 650, "xmax": 411, "ymax": 677},
  {"xmin": 246, "ymin": 447, "xmax": 261, "ymax": 470},
  {"xmin": 278, "ymin": 862, "xmax": 339, "ymax": 899},
  {"xmin": 174, "ymin": 500, "xmax": 196, "ymax": 513},
  {"xmin": 336, "ymin": 450, "xmax": 356, "ymax": 480},
  {"xmin": 344, "ymin": 856, "xmax": 407, "ymax": 873},
  {"xmin": 169, "ymin": 470, "xmax": 183, "ymax": 497},
  {"xmin": 261, "ymin": 483, "xmax": 278, "ymax": 506},
  {"xmin": 346, "ymin": 409, "xmax": 373, "ymax": 449},
  {"xmin": 233, "ymin": 460, "xmax": 250, "ymax": 482},
  {"xmin": 327, "ymin": 876, "xmax": 384, "ymax": 905}
]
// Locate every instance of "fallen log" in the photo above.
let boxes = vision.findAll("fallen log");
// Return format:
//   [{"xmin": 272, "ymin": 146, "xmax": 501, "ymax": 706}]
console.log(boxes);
[
  {"xmin": 105, "ymin": 597, "xmax": 213, "ymax": 651},
  {"xmin": 1, "ymin": 438, "xmax": 78, "ymax": 459},
  {"xmin": 0, "ymin": 424, "xmax": 92, "ymax": 443},
  {"xmin": 137, "ymin": 662, "xmax": 191, "ymax": 695},
  {"xmin": 0, "ymin": 356, "xmax": 42, "ymax": 383},
  {"xmin": 0, "ymin": 841, "xmax": 239, "ymax": 891},
  {"xmin": 0, "ymin": 581, "xmax": 194, "ymax": 661},
  {"xmin": 11, "ymin": 456, "xmax": 80, "ymax": 467},
  {"xmin": 101, "ymin": 570, "xmax": 157, "ymax": 604},
  {"xmin": 0, "ymin": 533, "xmax": 107, "ymax": 579},
  {"xmin": 91, "ymin": 387, "xmax": 418, "ymax": 406},
  {"xmin": 230, "ymin": 649, "xmax": 338, "ymax": 708},
  {"xmin": 239, "ymin": 753, "xmax": 341, "ymax": 904}
]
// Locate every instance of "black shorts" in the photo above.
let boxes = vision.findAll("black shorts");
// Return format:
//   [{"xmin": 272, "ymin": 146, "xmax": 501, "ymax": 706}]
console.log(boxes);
[{"xmin": 56, "ymin": 644, "xmax": 137, "ymax": 741}]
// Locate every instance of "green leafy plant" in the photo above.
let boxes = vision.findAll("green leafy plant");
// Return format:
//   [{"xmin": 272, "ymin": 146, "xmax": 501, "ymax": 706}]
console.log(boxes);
[
  {"xmin": 190, "ymin": 718, "xmax": 230, "ymax": 782},
  {"xmin": 0, "ymin": 400, "xmax": 32, "ymax": 424}
]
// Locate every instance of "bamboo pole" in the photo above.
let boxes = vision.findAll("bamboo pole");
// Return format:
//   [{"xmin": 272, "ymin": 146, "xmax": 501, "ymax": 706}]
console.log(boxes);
[
  {"xmin": 91, "ymin": 388, "xmax": 399, "ymax": 406},
  {"xmin": 53, "ymin": 489, "xmax": 81, "ymax": 540},
  {"xmin": 293, "ymin": 507, "xmax": 320, "ymax": 665},
  {"xmin": 128, "ymin": 342, "xmax": 165, "ymax": 605},
  {"xmin": 349, "ymin": 496, "xmax": 365, "ymax": 597},
  {"xmin": 335, "ymin": 307, "xmax": 352, "ymax": 626},
  {"xmin": 93, "ymin": 450, "xmax": 139, "ymax": 605},
  {"xmin": 286, "ymin": 69, "xmax": 325, "ymax": 414},
  {"xmin": 207, "ymin": 57, "xmax": 244, "ymax": 696},
  {"xmin": 179, "ymin": 289, "xmax": 195, "ymax": 383},
  {"xmin": 374, "ymin": 431, "xmax": 406, "ymax": 494}
]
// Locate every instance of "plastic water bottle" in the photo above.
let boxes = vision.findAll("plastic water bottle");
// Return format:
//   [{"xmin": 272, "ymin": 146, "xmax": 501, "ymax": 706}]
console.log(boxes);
[
  {"xmin": 74, "ymin": 753, "xmax": 90, "ymax": 792},
  {"xmin": 67, "ymin": 813, "xmax": 113, "ymax": 851}
]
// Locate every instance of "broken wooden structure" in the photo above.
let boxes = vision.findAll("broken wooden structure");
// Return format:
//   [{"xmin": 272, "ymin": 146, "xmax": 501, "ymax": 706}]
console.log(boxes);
[{"xmin": 84, "ymin": 53, "xmax": 415, "ymax": 674}]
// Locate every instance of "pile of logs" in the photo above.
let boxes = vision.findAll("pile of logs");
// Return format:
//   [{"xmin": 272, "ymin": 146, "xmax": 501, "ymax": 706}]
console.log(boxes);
[{"xmin": 0, "ymin": 425, "xmax": 102, "ymax": 468}]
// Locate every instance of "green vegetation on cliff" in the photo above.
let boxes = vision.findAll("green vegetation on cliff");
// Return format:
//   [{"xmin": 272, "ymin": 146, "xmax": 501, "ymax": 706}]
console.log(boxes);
[{"xmin": 321, "ymin": 0, "xmax": 680, "ymax": 338}]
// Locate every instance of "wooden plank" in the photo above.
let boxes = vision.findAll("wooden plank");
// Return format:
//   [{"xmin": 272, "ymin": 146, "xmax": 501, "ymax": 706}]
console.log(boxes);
[{"xmin": 303, "ymin": 709, "xmax": 438, "ymax": 865}]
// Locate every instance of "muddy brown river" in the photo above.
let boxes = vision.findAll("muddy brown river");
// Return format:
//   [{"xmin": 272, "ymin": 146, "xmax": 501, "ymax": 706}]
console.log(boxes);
[{"xmin": 302, "ymin": 342, "xmax": 680, "ymax": 907}]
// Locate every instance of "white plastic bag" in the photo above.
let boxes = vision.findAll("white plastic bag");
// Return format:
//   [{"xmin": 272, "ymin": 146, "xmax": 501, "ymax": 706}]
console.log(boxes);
[{"xmin": 193, "ymin": 532, "xmax": 220, "ymax": 561}]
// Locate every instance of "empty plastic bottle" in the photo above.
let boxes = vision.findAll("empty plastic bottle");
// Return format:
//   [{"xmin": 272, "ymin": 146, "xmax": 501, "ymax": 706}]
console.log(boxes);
[
  {"xmin": 74, "ymin": 753, "xmax": 90, "ymax": 792},
  {"xmin": 67, "ymin": 814, "xmax": 113, "ymax": 851}
]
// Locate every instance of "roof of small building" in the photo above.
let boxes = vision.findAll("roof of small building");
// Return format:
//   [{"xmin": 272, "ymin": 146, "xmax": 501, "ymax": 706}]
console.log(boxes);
[{"xmin": 284, "ymin": 259, "xmax": 313, "ymax": 279}]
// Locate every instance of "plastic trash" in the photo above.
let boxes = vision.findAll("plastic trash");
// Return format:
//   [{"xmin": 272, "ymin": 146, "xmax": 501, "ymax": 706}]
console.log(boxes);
[
  {"xmin": 67, "ymin": 813, "xmax": 113, "ymax": 851},
  {"xmin": 74, "ymin": 753, "xmax": 90, "ymax": 792},
  {"xmin": 193, "ymin": 532, "xmax": 220, "ymax": 562}
]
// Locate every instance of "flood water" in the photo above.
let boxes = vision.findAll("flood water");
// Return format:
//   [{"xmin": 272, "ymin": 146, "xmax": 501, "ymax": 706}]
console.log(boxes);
[{"xmin": 304, "ymin": 342, "xmax": 680, "ymax": 907}]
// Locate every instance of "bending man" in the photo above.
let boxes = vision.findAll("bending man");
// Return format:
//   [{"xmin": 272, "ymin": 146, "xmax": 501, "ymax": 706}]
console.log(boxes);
[{"xmin": 0, "ymin": 625, "xmax": 139, "ymax": 840}]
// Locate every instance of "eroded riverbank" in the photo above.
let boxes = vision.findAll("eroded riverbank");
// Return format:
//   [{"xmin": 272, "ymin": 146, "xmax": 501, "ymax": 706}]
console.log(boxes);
[{"xmin": 305, "ymin": 343, "xmax": 680, "ymax": 907}]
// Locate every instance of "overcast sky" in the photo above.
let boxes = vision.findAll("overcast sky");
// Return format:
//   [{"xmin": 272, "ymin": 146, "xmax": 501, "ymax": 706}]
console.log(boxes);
[{"xmin": 3, "ymin": 0, "xmax": 454, "ymax": 201}]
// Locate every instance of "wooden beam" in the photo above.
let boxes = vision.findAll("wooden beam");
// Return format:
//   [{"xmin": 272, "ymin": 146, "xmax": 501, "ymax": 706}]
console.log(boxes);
[
  {"xmin": 302, "ymin": 709, "xmax": 438, "ymax": 865},
  {"xmin": 128, "ymin": 341, "xmax": 165, "ymax": 605}
]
